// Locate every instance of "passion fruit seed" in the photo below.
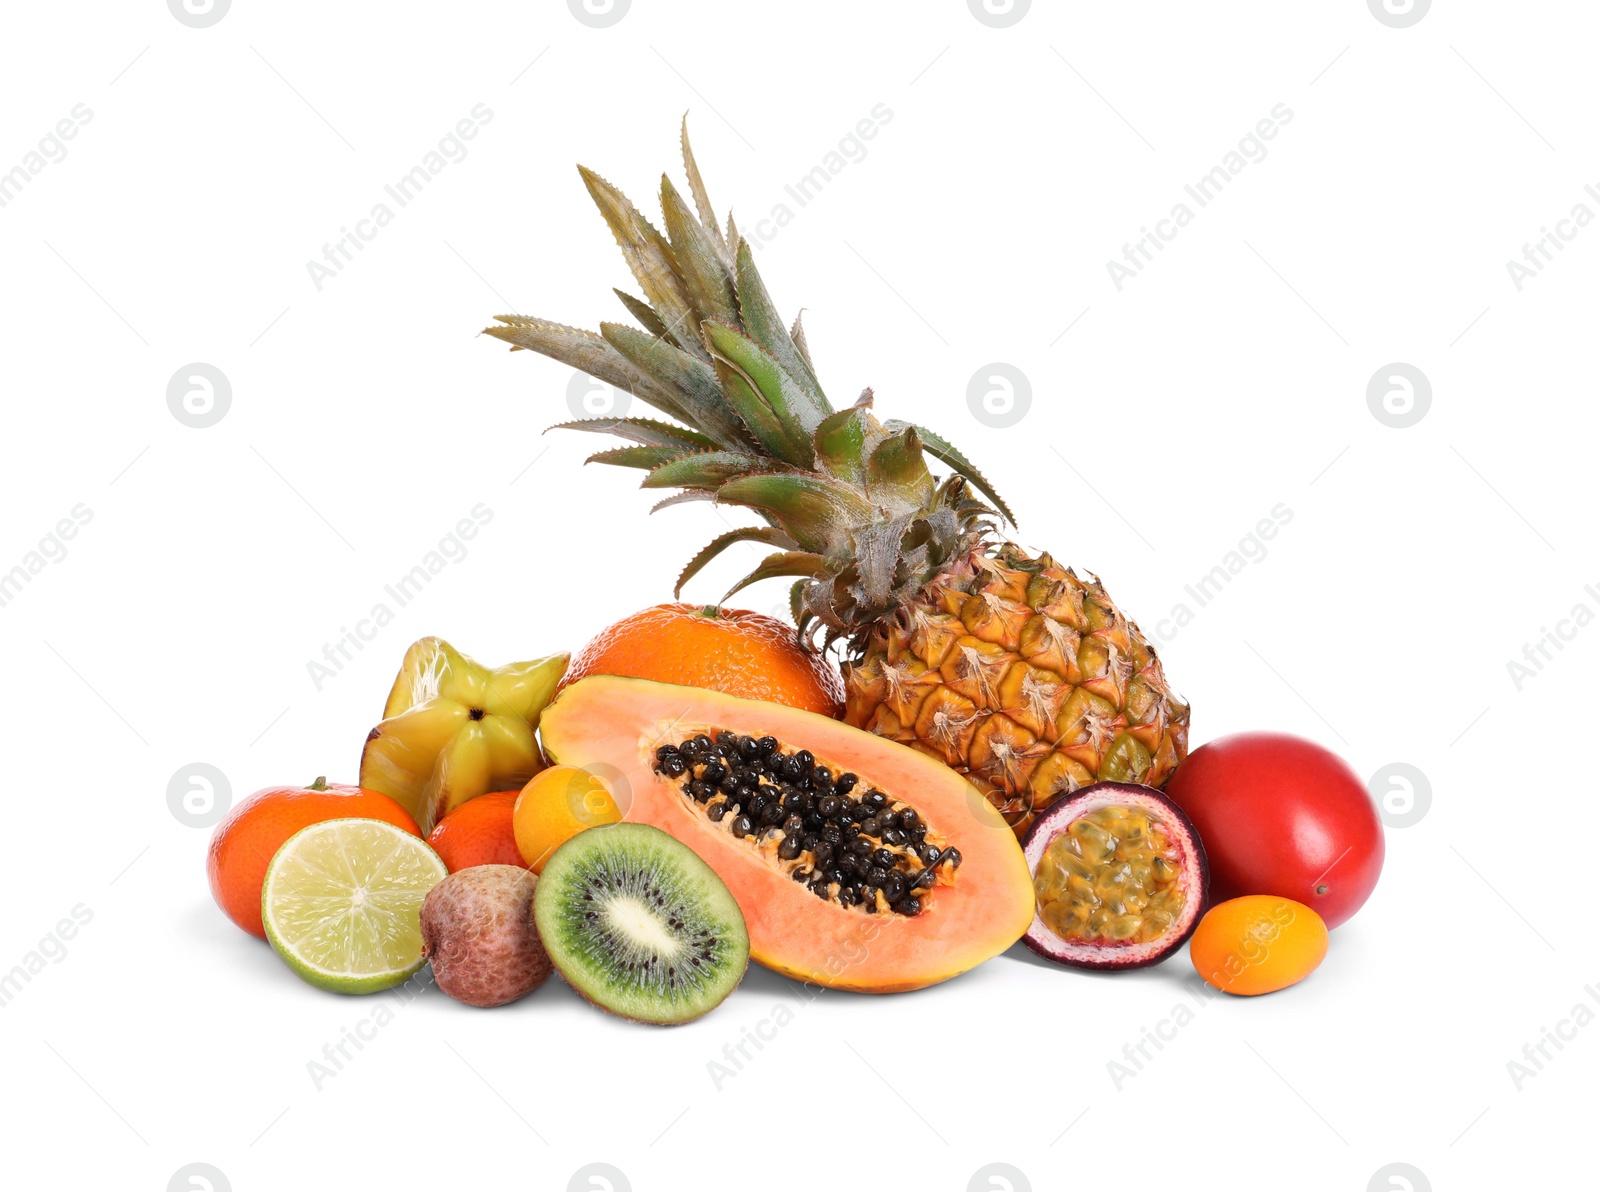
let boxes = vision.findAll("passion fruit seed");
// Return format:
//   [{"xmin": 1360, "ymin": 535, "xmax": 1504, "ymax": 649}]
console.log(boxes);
[
  {"xmin": 1033, "ymin": 805, "xmax": 1187, "ymax": 946},
  {"xmin": 653, "ymin": 730, "xmax": 961, "ymax": 917}
]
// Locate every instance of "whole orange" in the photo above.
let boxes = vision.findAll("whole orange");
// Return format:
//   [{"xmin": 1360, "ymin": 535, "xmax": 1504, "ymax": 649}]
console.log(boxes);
[
  {"xmin": 426, "ymin": 791, "xmax": 526, "ymax": 873},
  {"xmin": 206, "ymin": 776, "xmax": 422, "ymax": 939},
  {"xmin": 562, "ymin": 604, "xmax": 845, "ymax": 717}
]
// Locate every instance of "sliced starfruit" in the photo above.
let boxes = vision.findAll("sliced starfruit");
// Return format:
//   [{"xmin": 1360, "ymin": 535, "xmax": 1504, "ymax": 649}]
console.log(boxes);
[{"xmin": 359, "ymin": 637, "xmax": 568, "ymax": 833}]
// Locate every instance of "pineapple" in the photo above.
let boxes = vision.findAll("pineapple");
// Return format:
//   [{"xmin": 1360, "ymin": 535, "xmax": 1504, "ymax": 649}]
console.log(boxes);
[{"xmin": 483, "ymin": 121, "xmax": 1189, "ymax": 836}]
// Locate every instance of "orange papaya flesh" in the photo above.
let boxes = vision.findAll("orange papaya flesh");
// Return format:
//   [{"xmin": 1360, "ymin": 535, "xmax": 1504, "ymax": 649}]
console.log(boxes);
[{"xmin": 538, "ymin": 676, "xmax": 1034, "ymax": 992}]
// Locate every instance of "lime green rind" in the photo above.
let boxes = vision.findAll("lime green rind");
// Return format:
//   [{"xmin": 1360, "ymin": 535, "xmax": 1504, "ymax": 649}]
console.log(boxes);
[
  {"xmin": 534, "ymin": 823, "xmax": 749, "ymax": 1025},
  {"xmin": 262, "ymin": 818, "xmax": 446, "ymax": 995}
]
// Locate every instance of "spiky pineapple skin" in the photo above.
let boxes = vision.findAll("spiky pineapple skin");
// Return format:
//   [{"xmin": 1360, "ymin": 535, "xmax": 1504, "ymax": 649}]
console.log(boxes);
[{"xmin": 842, "ymin": 544, "xmax": 1189, "ymax": 839}]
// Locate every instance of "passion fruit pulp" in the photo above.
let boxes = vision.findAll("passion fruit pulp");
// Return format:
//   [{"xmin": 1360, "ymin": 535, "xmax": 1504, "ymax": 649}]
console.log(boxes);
[{"xmin": 1021, "ymin": 782, "xmax": 1208, "ymax": 970}]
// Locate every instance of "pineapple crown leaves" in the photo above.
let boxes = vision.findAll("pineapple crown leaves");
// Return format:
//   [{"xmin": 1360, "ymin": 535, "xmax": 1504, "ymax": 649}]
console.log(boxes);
[{"xmin": 482, "ymin": 117, "xmax": 1015, "ymax": 646}]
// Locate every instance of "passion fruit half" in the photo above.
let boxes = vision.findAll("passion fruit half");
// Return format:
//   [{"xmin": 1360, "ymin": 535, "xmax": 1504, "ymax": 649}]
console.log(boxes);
[{"xmin": 1021, "ymin": 782, "xmax": 1208, "ymax": 970}]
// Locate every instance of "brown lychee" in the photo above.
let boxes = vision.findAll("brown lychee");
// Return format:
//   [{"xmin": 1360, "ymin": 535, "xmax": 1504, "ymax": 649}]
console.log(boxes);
[{"xmin": 420, "ymin": 864, "xmax": 552, "ymax": 1007}]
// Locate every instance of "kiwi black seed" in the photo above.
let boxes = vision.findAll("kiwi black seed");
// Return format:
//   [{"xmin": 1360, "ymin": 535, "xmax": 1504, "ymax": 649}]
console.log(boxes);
[
  {"xmin": 421, "ymin": 865, "xmax": 551, "ymax": 1008},
  {"xmin": 652, "ymin": 731, "xmax": 962, "ymax": 916},
  {"xmin": 531, "ymin": 823, "xmax": 749, "ymax": 1026}
]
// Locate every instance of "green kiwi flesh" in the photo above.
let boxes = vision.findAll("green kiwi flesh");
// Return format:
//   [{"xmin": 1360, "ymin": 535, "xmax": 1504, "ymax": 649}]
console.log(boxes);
[{"xmin": 533, "ymin": 823, "xmax": 749, "ymax": 1025}]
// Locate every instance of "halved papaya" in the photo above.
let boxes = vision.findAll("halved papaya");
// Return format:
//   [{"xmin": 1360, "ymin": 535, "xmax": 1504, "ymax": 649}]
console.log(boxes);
[{"xmin": 539, "ymin": 675, "xmax": 1034, "ymax": 992}]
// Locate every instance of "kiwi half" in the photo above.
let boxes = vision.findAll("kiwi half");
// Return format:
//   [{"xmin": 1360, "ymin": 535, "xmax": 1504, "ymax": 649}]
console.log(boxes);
[{"xmin": 533, "ymin": 823, "xmax": 748, "ymax": 1025}]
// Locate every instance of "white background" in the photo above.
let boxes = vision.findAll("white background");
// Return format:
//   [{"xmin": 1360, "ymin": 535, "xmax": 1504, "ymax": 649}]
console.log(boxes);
[{"xmin": 1, "ymin": 2, "xmax": 1593, "ymax": 1189}]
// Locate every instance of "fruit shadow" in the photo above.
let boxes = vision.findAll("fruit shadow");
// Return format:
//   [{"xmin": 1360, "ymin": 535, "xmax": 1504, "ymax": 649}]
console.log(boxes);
[
  {"xmin": 733, "ymin": 952, "xmax": 1029, "ymax": 1002},
  {"xmin": 737, "ymin": 963, "xmax": 848, "ymax": 1000},
  {"xmin": 1000, "ymin": 939, "xmax": 1191, "ymax": 985},
  {"xmin": 182, "ymin": 899, "xmax": 289, "ymax": 978}
]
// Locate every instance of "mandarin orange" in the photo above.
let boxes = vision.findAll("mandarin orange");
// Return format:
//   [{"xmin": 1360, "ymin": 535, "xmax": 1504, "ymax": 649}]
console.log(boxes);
[
  {"xmin": 207, "ymin": 777, "xmax": 422, "ymax": 939},
  {"xmin": 425, "ymin": 790, "xmax": 527, "ymax": 873}
]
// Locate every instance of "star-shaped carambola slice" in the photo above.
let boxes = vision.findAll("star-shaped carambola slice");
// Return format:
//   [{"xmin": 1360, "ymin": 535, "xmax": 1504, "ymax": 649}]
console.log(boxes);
[{"xmin": 359, "ymin": 637, "xmax": 568, "ymax": 833}]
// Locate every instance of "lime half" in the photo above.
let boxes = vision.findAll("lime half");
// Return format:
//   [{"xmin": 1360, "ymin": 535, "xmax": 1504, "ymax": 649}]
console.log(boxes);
[{"xmin": 262, "ymin": 817, "xmax": 446, "ymax": 994}]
